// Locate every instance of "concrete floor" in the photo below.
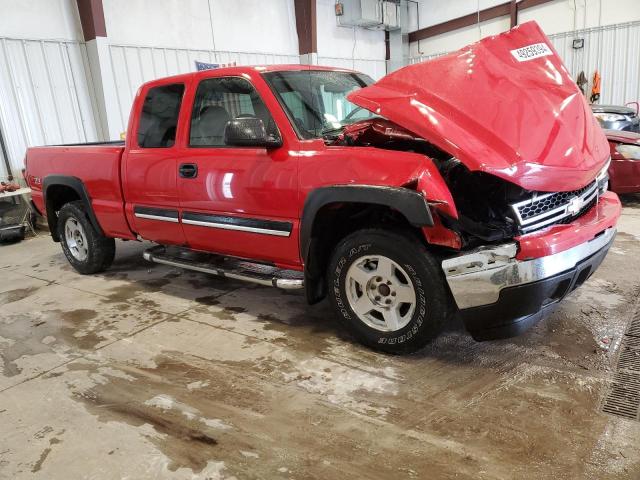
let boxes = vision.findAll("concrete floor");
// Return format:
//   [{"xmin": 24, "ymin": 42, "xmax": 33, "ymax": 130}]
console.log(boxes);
[{"xmin": 1, "ymin": 199, "xmax": 640, "ymax": 480}]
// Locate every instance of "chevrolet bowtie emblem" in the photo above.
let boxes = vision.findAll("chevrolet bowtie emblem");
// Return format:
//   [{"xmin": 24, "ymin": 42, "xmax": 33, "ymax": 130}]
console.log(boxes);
[{"xmin": 567, "ymin": 196, "xmax": 582, "ymax": 215}]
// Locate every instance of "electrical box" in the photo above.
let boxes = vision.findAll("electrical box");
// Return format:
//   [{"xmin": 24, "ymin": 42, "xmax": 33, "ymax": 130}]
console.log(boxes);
[
  {"xmin": 338, "ymin": 0, "xmax": 382, "ymax": 28},
  {"xmin": 336, "ymin": 0, "xmax": 400, "ymax": 31},
  {"xmin": 381, "ymin": 1, "xmax": 400, "ymax": 30}
]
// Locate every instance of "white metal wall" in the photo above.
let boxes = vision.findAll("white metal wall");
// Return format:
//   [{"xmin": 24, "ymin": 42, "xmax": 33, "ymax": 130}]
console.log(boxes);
[
  {"xmin": 0, "ymin": 37, "xmax": 101, "ymax": 177},
  {"xmin": 108, "ymin": 44, "xmax": 300, "ymax": 134},
  {"xmin": 406, "ymin": 20, "xmax": 640, "ymax": 107},
  {"xmin": 0, "ymin": 34, "xmax": 391, "ymax": 176},
  {"xmin": 107, "ymin": 44, "xmax": 387, "ymax": 133},
  {"xmin": 548, "ymin": 20, "xmax": 640, "ymax": 105},
  {"xmin": 317, "ymin": 56, "xmax": 387, "ymax": 80}
]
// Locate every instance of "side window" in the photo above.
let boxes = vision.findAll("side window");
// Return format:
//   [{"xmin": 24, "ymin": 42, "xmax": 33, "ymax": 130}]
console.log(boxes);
[
  {"xmin": 138, "ymin": 83, "xmax": 184, "ymax": 148},
  {"xmin": 190, "ymin": 77, "xmax": 277, "ymax": 147}
]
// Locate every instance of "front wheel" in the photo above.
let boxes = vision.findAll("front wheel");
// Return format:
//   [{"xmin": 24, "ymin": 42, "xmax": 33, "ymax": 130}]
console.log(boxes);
[
  {"xmin": 57, "ymin": 201, "xmax": 115, "ymax": 274},
  {"xmin": 327, "ymin": 229, "xmax": 454, "ymax": 354}
]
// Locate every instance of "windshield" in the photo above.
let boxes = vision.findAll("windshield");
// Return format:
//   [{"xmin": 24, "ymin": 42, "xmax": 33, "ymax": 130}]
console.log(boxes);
[{"xmin": 262, "ymin": 70, "xmax": 377, "ymax": 139}]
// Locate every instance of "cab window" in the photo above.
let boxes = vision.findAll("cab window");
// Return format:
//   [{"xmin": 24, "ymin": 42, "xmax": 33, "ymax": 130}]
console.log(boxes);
[
  {"xmin": 137, "ymin": 83, "xmax": 184, "ymax": 148},
  {"xmin": 190, "ymin": 77, "xmax": 277, "ymax": 147}
]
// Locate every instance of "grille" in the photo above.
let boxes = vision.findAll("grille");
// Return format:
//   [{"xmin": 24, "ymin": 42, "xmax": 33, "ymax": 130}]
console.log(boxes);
[
  {"xmin": 601, "ymin": 300, "xmax": 640, "ymax": 421},
  {"xmin": 510, "ymin": 179, "xmax": 599, "ymax": 233}
]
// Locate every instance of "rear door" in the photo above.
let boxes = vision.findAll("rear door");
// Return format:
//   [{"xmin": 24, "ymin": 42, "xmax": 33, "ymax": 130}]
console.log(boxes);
[
  {"xmin": 122, "ymin": 81, "xmax": 187, "ymax": 245},
  {"xmin": 176, "ymin": 74, "xmax": 299, "ymax": 266}
]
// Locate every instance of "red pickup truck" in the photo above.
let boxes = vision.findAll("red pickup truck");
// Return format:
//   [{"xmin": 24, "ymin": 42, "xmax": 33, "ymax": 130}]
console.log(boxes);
[{"xmin": 25, "ymin": 22, "xmax": 620, "ymax": 353}]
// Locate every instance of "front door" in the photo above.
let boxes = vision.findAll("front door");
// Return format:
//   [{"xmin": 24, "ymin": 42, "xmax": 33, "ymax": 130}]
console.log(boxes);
[
  {"xmin": 122, "ymin": 81, "xmax": 187, "ymax": 245},
  {"xmin": 177, "ymin": 75, "xmax": 299, "ymax": 266}
]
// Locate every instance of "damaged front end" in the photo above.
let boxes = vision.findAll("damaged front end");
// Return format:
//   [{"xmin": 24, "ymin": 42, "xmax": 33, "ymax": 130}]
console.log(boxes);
[
  {"xmin": 332, "ymin": 114, "xmax": 612, "ymax": 251},
  {"xmin": 332, "ymin": 21, "xmax": 615, "ymax": 251},
  {"xmin": 329, "ymin": 118, "xmax": 537, "ymax": 248},
  {"xmin": 327, "ymin": 21, "xmax": 622, "ymax": 342}
]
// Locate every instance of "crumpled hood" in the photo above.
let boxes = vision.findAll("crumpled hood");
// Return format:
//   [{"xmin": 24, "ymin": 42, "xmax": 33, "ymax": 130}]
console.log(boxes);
[{"xmin": 348, "ymin": 21, "xmax": 609, "ymax": 192}]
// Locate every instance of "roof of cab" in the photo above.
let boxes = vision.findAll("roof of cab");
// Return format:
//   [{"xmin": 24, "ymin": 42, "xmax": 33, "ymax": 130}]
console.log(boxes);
[{"xmin": 141, "ymin": 64, "xmax": 360, "ymax": 88}]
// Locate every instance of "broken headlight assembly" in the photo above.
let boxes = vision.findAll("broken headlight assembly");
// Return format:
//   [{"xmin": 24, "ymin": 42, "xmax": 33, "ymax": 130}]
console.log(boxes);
[
  {"xmin": 593, "ymin": 112, "xmax": 627, "ymax": 124},
  {"xmin": 615, "ymin": 144, "xmax": 640, "ymax": 160},
  {"xmin": 596, "ymin": 157, "xmax": 611, "ymax": 195},
  {"xmin": 436, "ymin": 159, "xmax": 520, "ymax": 245}
]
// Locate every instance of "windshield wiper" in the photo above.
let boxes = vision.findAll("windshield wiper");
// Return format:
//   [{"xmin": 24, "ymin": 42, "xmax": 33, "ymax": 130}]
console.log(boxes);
[{"xmin": 320, "ymin": 125, "xmax": 346, "ymax": 136}]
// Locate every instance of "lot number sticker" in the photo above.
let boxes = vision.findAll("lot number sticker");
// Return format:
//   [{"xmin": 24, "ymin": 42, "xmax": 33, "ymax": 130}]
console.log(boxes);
[{"xmin": 510, "ymin": 43, "xmax": 553, "ymax": 62}]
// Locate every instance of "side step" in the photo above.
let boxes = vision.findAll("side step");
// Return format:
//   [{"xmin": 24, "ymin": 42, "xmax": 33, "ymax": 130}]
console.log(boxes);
[{"xmin": 143, "ymin": 245, "xmax": 304, "ymax": 290}]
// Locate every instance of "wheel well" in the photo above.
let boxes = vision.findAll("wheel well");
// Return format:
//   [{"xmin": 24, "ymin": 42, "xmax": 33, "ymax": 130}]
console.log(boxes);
[
  {"xmin": 304, "ymin": 202, "xmax": 424, "ymax": 304},
  {"xmin": 45, "ymin": 185, "xmax": 81, "ymax": 241}
]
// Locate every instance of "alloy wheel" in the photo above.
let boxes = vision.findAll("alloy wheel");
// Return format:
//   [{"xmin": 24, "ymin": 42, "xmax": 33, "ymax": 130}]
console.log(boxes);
[{"xmin": 345, "ymin": 255, "xmax": 417, "ymax": 332}]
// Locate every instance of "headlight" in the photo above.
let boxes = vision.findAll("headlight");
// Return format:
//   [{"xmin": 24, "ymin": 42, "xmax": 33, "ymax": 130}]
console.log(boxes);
[
  {"xmin": 596, "ymin": 157, "xmax": 610, "ymax": 194},
  {"xmin": 615, "ymin": 143, "xmax": 640, "ymax": 160},
  {"xmin": 593, "ymin": 112, "xmax": 627, "ymax": 123}
]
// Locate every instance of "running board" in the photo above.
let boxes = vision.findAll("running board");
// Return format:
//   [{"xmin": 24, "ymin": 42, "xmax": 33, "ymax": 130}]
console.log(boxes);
[{"xmin": 142, "ymin": 245, "xmax": 304, "ymax": 290}]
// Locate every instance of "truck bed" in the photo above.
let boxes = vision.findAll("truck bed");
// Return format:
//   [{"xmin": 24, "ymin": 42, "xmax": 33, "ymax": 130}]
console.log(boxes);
[{"xmin": 26, "ymin": 142, "xmax": 133, "ymax": 240}]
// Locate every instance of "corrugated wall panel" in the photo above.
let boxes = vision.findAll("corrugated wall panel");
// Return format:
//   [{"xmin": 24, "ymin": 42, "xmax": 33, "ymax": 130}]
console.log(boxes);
[
  {"xmin": 108, "ymin": 44, "xmax": 301, "ymax": 130},
  {"xmin": 0, "ymin": 36, "xmax": 391, "ymax": 177},
  {"xmin": 407, "ymin": 21, "xmax": 640, "ymax": 107},
  {"xmin": 0, "ymin": 37, "xmax": 100, "ymax": 177},
  {"xmin": 548, "ymin": 20, "xmax": 640, "ymax": 105},
  {"xmin": 317, "ymin": 56, "xmax": 387, "ymax": 79},
  {"xmin": 108, "ymin": 44, "xmax": 388, "ymax": 126}
]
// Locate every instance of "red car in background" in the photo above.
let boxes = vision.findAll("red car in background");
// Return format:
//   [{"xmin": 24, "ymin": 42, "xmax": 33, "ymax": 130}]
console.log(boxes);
[{"xmin": 606, "ymin": 130, "xmax": 640, "ymax": 194}]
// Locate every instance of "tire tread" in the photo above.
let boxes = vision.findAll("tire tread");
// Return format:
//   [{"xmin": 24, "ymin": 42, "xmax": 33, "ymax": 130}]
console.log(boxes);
[{"xmin": 327, "ymin": 228, "xmax": 453, "ymax": 354}]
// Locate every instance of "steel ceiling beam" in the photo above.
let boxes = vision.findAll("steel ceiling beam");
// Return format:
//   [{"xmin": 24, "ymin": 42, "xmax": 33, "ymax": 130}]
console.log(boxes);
[
  {"xmin": 408, "ymin": 0, "xmax": 558, "ymax": 43},
  {"xmin": 510, "ymin": 0, "xmax": 518, "ymax": 28}
]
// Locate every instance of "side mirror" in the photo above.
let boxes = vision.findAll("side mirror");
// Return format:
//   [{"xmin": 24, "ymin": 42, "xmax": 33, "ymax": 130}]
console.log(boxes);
[{"xmin": 223, "ymin": 117, "xmax": 282, "ymax": 148}]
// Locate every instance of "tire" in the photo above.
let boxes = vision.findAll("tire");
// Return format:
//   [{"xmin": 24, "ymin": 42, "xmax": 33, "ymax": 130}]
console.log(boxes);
[
  {"xmin": 57, "ymin": 201, "xmax": 115, "ymax": 274},
  {"xmin": 327, "ymin": 229, "xmax": 454, "ymax": 354}
]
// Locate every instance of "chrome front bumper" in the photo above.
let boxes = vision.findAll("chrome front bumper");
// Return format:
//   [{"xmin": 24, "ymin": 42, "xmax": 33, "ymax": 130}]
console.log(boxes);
[{"xmin": 442, "ymin": 227, "xmax": 616, "ymax": 310}]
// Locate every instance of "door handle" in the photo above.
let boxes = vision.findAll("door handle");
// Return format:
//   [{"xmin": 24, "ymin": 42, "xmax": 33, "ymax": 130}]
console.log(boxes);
[{"xmin": 179, "ymin": 163, "xmax": 198, "ymax": 179}]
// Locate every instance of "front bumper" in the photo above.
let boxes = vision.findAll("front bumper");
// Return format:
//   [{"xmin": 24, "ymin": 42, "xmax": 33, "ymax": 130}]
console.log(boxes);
[
  {"xmin": 441, "ymin": 191, "xmax": 621, "ymax": 340},
  {"xmin": 443, "ymin": 224, "xmax": 616, "ymax": 341},
  {"xmin": 443, "ymin": 228, "xmax": 615, "ymax": 340}
]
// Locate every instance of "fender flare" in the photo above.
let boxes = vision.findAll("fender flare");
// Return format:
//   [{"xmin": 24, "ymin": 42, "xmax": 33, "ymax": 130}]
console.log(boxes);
[
  {"xmin": 42, "ymin": 175, "xmax": 103, "ymax": 241},
  {"xmin": 300, "ymin": 185, "xmax": 433, "ymax": 304},
  {"xmin": 300, "ymin": 184, "xmax": 433, "ymax": 261}
]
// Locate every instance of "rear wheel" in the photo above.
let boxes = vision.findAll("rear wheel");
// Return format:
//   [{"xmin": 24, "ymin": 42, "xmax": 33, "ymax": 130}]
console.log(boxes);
[
  {"xmin": 57, "ymin": 201, "xmax": 115, "ymax": 274},
  {"xmin": 327, "ymin": 229, "xmax": 453, "ymax": 353}
]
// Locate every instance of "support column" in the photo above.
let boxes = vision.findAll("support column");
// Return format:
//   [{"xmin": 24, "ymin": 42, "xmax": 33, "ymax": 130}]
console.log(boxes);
[
  {"xmin": 510, "ymin": 0, "xmax": 518, "ymax": 28},
  {"xmin": 76, "ymin": 0, "xmax": 121, "ymax": 140},
  {"xmin": 386, "ymin": 1, "xmax": 410, "ymax": 74},
  {"xmin": 294, "ymin": 0, "xmax": 317, "ymax": 65},
  {"xmin": 386, "ymin": 29, "xmax": 405, "ymax": 74}
]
